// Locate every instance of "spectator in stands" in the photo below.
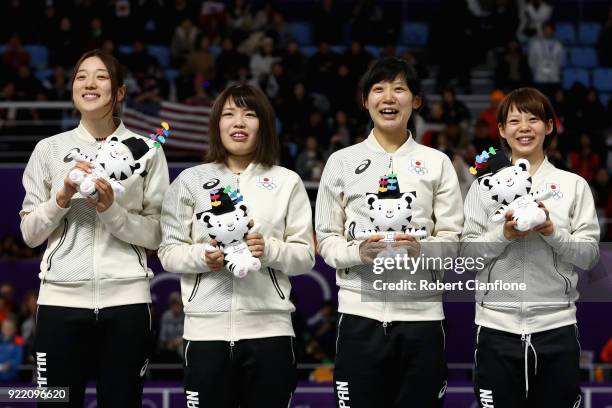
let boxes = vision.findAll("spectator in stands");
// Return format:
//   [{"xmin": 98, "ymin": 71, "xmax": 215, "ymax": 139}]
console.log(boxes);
[
  {"xmin": 44, "ymin": 66, "xmax": 69, "ymax": 101},
  {"xmin": 479, "ymin": 90, "xmax": 506, "ymax": 140},
  {"xmin": 85, "ymin": 17, "xmax": 105, "ymax": 51},
  {"xmin": 279, "ymin": 82, "xmax": 315, "ymax": 137},
  {"xmin": 187, "ymin": 35, "xmax": 216, "ymax": 84},
  {"xmin": 295, "ymin": 136, "xmax": 325, "ymax": 181},
  {"xmin": 592, "ymin": 168, "xmax": 611, "ymax": 212},
  {"xmin": 175, "ymin": 62, "xmax": 197, "ymax": 103},
  {"xmin": 122, "ymin": 39, "xmax": 160, "ymax": 80},
  {"xmin": 215, "ymin": 36, "xmax": 249, "ymax": 89},
  {"xmin": 441, "ymin": 87, "xmax": 471, "ymax": 126},
  {"xmin": 279, "ymin": 39, "xmax": 306, "ymax": 82},
  {"xmin": 581, "ymin": 87, "xmax": 608, "ymax": 135},
  {"xmin": 517, "ymin": 0, "xmax": 553, "ymax": 41},
  {"xmin": 171, "ymin": 17, "xmax": 200, "ymax": 68},
  {"xmin": 307, "ymin": 300, "xmax": 337, "ymax": 360},
  {"xmin": 227, "ymin": 0, "xmax": 253, "ymax": 46},
  {"xmin": 0, "ymin": 318, "xmax": 24, "ymax": 381},
  {"xmin": 49, "ymin": 16, "xmax": 82, "ymax": 68},
  {"xmin": 0, "ymin": 284, "xmax": 17, "ymax": 321},
  {"xmin": 545, "ymin": 135, "xmax": 570, "ymax": 171},
  {"xmin": 157, "ymin": 292, "xmax": 184, "ymax": 363},
  {"xmin": 306, "ymin": 41, "xmax": 339, "ymax": 95},
  {"xmin": 249, "ymin": 36, "xmax": 279, "ymax": 86},
  {"xmin": 252, "ymin": 1, "xmax": 274, "ymax": 32},
  {"xmin": 344, "ymin": 41, "xmax": 372, "ymax": 83},
  {"xmin": 198, "ymin": 0, "xmax": 226, "ymax": 40},
  {"xmin": 325, "ymin": 110, "xmax": 352, "ymax": 157},
  {"xmin": 14, "ymin": 66, "xmax": 44, "ymax": 101},
  {"xmin": 305, "ymin": 110, "xmax": 331, "ymax": 149},
  {"xmin": 487, "ymin": 0, "xmax": 520, "ymax": 51},
  {"xmin": 19, "ymin": 290, "xmax": 37, "ymax": 346},
  {"xmin": 331, "ymin": 63, "xmax": 359, "ymax": 115},
  {"xmin": 1, "ymin": 33, "xmax": 30, "ymax": 71},
  {"xmin": 472, "ymin": 118, "xmax": 499, "ymax": 153},
  {"xmin": 400, "ymin": 51, "xmax": 429, "ymax": 80},
  {"xmin": 314, "ymin": 0, "xmax": 344, "ymax": 44},
  {"xmin": 495, "ymin": 39, "xmax": 532, "ymax": 91},
  {"xmin": 528, "ymin": 22, "xmax": 564, "ymax": 99},
  {"xmin": 350, "ymin": 0, "xmax": 385, "ymax": 45},
  {"xmin": 568, "ymin": 133, "xmax": 602, "ymax": 182},
  {"xmin": 597, "ymin": 7, "xmax": 612, "ymax": 67},
  {"xmin": 263, "ymin": 62, "xmax": 291, "ymax": 106}
]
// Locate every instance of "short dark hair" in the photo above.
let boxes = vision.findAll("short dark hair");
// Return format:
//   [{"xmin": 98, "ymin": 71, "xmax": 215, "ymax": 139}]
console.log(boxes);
[
  {"xmin": 207, "ymin": 84, "xmax": 279, "ymax": 167},
  {"xmin": 497, "ymin": 87, "xmax": 557, "ymax": 150},
  {"xmin": 71, "ymin": 49, "xmax": 127, "ymax": 117},
  {"xmin": 359, "ymin": 57, "xmax": 422, "ymax": 136}
]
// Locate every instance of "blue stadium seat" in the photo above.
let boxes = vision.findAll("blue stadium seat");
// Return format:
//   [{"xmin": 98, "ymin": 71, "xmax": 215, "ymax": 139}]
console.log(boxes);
[
  {"xmin": 209, "ymin": 45, "xmax": 222, "ymax": 56},
  {"xmin": 578, "ymin": 22, "xmax": 601, "ymax": 45},
  {"xmin": 24, "ymin": 45, "xmax": 48, "ymax": 69},
  {"xmin": 569, "ymin": 47, "xmax": 598, "ymax": 68},
  {"xmin": 592, "ymin": 68, "xmax": 612, "ymax": 92},
  {"xmin": 165, "ymin": 69, "xmax": 179, "ymax": 81},
  {"xmin": 285, "ymin": 22, "xmax": 313, "ymax": 46},
  {"xmin": 118, "ymin": 45, "xmax": 133, "ymax": 55},
  {"xmin": 562, "ymin": 68, "xmax": 590, "ymax": 89},
  {"xmin": 364, "ymin": 46, "xmax": 381, "ymax": 58},
  {"xmin": 34, "ymin": 69, "xmax": 53, "ymax": 82},
  {"xmin": 330, "ymin": 45, "xmax": 346, "ymax": 55},
  {"xmin": 400, "ymin": 22, "xmax": 428, "ymax": 47},
  {"xmin": 300, "ymin": 46, "xmax": 318, "ymax": 57},
  {"xmin": 147, "ymin": 45, "xmax": 170, "ymax": 68},
  {"xmin": 555, "ymin": 23, "xmax": 576, "ymax": 45}
]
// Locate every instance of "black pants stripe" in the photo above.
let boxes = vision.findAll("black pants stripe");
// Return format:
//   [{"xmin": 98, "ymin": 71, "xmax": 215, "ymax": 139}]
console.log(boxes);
[
  {"xmin": 34, "ymin": 304, "xmax": 152, "ymax": 408},
  {"xmin": 183, "ymin": 336, "xmax": 297, "ymax": 408},
  {"xmin": 473, "ymin": 324, "xmax": 582, "ymax": 408},
  {"xmin": 334, "ymin": 314, "xmax": 447, "ymax": 408}
]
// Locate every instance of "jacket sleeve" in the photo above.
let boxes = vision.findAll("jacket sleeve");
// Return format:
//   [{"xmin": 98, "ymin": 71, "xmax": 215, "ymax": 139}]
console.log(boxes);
[
  {"xmin": 157, "ymin": 174, "xmax": 211, "ymax": 274},
  {"xmin": 419, "ymin": 155, "xmax": 465, "ymax": 260},
  {"xmin": 20, "ymin": 141, "xmax": 70, "ymax": 248},
  {"xmin": 315, "ymin": 154, "xmax": 363, "ymax": 269},
  {"xmin": 260, "ymin": 176, "xmax": 315, "ymax": 276},
  {"xmin": 97, "ymin": 146, "xmax": 170, "ymax": 250},
  {"xmin": 460, "ymin": 179, "xmax": 511, "ymax": 264},
  {"xmin": 541, "ymin": 177, "xmax": 600, "ymax": 270}
]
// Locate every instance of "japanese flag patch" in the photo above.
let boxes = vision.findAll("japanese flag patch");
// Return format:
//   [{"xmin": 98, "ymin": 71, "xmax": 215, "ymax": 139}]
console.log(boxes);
[
  {"xmin": 256, "ymin": 176, "xmax": 277, "ymax": 190},
  {"xmin": 546, "ymin": 183, "xmax": 563, "ymax": 200},
  {"xmin": 408, "ymin": 159, "xmax": 428, "ymax": 175}
]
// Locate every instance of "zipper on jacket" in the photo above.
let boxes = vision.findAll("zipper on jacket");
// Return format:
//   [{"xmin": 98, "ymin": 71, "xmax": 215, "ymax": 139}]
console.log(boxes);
[
  {"xmin": 388, "ymin": 154, "xmax": 394, "ymax": 173},
  {"xmin": 94, "ymin": 307, "xmax": 99, "ymax": 321},
  {"xmin": 382, "ymin": 321, "xmax": 389, "ymax": 336},
  {"xmin": 187, "ymin": 274, "xmax": 202, "ymax": 302},
  {"xmin": 268, "ymin": 268, "xmax": 285, "ymax": 299},
  {"xmin": 335, "ymin": 313, "xmax": 344, "ymax": 355},
  {"xmin": 46, "ymin": 218, "xmax": 68, "ymax": 271},
  {"xmin": 130, "ymin": 244, "xmax": 145, "ymax": 270},
  {"xmin": 229, "ymin": 341, "xmax": 235, "ymax": 360}
]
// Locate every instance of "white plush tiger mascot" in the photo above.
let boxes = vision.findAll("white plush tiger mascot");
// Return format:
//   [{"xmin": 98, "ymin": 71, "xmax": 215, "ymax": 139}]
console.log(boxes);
[
  {"xmin": 197, "ymin": 186, "xmax": 261, "ymax": 279},
  {"xmin": 476, "ymin": 152, "xmax": 553, "ymax": 231},
  {"xmin": 355, "ymin": 172, "xmax": 426, "ymax": 242},
  {"xmin": 67, "ymin": 135, "xmax": 153, "ymax": 199}
]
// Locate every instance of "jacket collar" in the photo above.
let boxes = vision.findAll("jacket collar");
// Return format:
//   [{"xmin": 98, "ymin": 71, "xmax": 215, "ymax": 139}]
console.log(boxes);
[
  {"xmin": 364, "ymin": 129, "xmax": 417, "ymax": 156},
  {"xmin": 75, "ymin": 120, "xmax": 128, "ymax": 143}
]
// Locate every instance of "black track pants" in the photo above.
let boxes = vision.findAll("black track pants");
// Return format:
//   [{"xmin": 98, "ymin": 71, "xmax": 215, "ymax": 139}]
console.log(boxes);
[
  {"xmin": 473, "ymin": 324, "xmax": 582, "ymax": 408},
  {"xmin": 333, "ymin": 314, "xmax": 448, "ymax": 408},
  {"xmin": 183, "ymin": 336, "xmax": 297, "ymax": 408},
  {"xmin": 34, "ymin": 304, "xmax": 152, "ymax": 408}
]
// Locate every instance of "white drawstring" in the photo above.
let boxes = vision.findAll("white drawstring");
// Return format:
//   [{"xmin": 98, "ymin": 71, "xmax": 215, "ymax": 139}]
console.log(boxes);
[{"xmin": 521, "ymin": 333, "xmax": 538, "ymax": 397}]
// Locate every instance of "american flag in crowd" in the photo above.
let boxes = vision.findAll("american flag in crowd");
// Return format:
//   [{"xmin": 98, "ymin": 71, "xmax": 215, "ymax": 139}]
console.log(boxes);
[{"xmin": 123, "ymin": 101, "xmax": 210, "ymax": 152}]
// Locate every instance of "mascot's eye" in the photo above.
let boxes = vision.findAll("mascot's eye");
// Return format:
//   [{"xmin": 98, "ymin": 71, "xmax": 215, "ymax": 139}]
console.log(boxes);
[{"xmin": 123, "ymin": 157, "xmax": 127, "ymax": 160}]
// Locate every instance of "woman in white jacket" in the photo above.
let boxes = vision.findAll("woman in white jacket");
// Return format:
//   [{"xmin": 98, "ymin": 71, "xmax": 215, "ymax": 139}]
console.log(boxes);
[
  {"xmin": 461, "ymin": 87, "xmax": 600, "ymax": 408},
  {"xmin": 20, "ymin": 49, "xmax": 169, "ymax": 407},
  {"xmin": 158, "ymin": 83, "xmax": 314, "ymax": 407}
]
